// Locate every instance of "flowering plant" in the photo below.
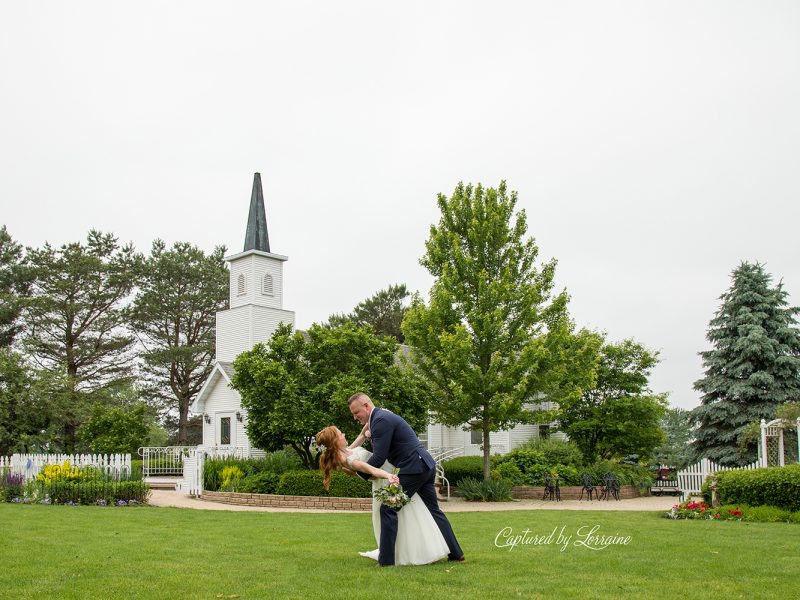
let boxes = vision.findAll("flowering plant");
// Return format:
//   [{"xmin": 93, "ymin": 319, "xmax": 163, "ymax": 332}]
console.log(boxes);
[
  {"xmin": 373, "ymin": 469, "xmax": 410, "ymax": 509},
  {"xmin": 665, "ymin": 499, "xmax": 744, "ymax": 521}
]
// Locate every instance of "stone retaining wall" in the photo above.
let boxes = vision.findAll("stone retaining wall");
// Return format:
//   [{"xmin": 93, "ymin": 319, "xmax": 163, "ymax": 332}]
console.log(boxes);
[{"xmin": 201, "ymin": 490, "xmax": 371, "ymax": 511}]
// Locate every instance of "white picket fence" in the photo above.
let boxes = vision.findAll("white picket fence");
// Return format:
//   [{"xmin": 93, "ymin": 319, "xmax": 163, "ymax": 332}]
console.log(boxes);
[
  {"xmin": 675, "ymin": 458, "xmax": 760, "ymax": 496},
  {"xmin": 0, "ymin": 453, "xmax": 132, "ymax": 482}
]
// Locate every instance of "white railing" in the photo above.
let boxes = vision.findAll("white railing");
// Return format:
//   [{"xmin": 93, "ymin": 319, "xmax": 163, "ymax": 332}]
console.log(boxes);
[
  {"xmin": 676, "ymin": 458, "xmax": 760, "ymax": 496},
  {"xmin": 430, "ymin": 447, "xmax": 464, "ymax": 500},
  {"xmin": 138, "ymin": 446, "xmax": 194, "ymax": 478},
  {"xmin": 0, "ymin": 453, "xmax": 131, "ymax": 482}
]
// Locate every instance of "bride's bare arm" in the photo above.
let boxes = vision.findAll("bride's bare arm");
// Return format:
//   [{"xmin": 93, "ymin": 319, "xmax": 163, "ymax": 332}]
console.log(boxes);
[{"xmin": 348, "ymin": 458, "xmax": 392, "ymax": 481}]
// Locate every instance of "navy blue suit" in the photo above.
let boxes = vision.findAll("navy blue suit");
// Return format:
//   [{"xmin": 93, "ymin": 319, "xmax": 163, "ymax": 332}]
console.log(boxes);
[{"xmin": 362, "ymin": 407, "xmax": 463, "ymax": 565}]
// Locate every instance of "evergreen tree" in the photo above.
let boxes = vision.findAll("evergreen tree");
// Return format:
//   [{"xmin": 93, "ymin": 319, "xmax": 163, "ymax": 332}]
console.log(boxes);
[
  {"xmin": 403, "ymin": 181, "xmax": 598, "ymax": 480},
  {"xmin": 691, "ymin": 262, "xmax": 800, "ymax": 466},
  {"xmin": 21, "ymin": 231, "xmax": 139, "ymax": 452},
  {"xmin": 129, "ymin": 240, "xmax": 229, "ymax": 444},
  {"xmin": 0, "ymin": 226, "xmax": 32, "ymax": 347},
  {"xmin": 327, "ymin": 284, "xmax": 410, "ymax": 342}
]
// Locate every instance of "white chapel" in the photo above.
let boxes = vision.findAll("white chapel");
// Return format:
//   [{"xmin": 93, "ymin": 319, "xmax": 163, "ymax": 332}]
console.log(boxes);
[{"xmin": 189, "ymin": 173, "xmax": 294, "ymax": 454}]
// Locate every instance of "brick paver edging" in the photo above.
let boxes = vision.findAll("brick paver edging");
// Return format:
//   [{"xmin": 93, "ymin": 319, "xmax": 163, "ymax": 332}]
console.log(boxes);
[{"xmin": 201, "ymin": 490, "xmax": 371, "ymax": 511}]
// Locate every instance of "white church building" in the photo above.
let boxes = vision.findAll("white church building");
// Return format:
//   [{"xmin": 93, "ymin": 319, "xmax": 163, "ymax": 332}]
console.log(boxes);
[{"xmin": 188, "ymin": 173, "xmax": 554, "ymax": 458}]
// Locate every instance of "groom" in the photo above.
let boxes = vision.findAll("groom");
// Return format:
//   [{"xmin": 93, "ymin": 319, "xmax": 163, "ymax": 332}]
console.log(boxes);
[{"xmin": 348, "ymin": 392, "xmax": 464, "ymax": 566}]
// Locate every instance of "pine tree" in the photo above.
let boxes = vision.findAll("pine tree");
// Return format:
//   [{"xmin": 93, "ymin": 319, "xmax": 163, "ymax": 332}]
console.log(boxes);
[{"xmin": 691, "ymin": 262, "xmax": 800, "ymax": 466}]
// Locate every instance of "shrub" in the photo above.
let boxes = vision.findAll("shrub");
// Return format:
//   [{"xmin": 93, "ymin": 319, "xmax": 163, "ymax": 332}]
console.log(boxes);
[
  {"xmin": 583, "ymin": 461, "xmax": 653, "ymax": 488},
  {"xmin": 237, "ymin": 472, "xmax": 280, "ymax": 495},
  {"xmin": 45, "ymin": 480, "xmax": 150, "ymax": 505},
  {"xmin": 1, "ymin": 472, "xmax": 25, "ymax": 502},
  {"xmin": 440, "ymin": 456, "xmax": 483, "ymax": 486},
  {"xmin": 491, "ymin": 462, "xmax": 525, "ymax": 485},
  {"xmin": 519, "ymin": 438, "xmax": 584, "ymax": 467},
  {"xmin": 203, "ymin": 451, "xmax": 303, "ymax": 491},
  {"xmin": 743, "ymin": 505, "xmax": 794, "ymax": 523},
  {"xmin": 220, "ymin": 466, "xmax": 245, "ymax": 491},
  {"xmin": 276, "ymin": 470, "xmax": 371, "ymax": 498},
  {"xmin": 493, "ymin": 449, "xmax": 547, "ymax": 475},
  {"xmin": 717, "ymin": 464, "xmax": 800, "ymax": 511},
  {"xmin": 457, "ymin": 477, "xmax": 513, "ymax": 501}
]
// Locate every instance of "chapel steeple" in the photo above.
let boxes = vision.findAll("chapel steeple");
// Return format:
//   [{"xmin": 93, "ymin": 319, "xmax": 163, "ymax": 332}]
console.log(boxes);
[{"xmin": 243, "ymin": 172, "xmax": 270, "ymax": 253}]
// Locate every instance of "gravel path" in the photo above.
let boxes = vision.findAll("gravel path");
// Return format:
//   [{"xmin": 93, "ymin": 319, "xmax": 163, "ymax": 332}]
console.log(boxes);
[{"xmin": 148, "ymin": 490, "xmax": 680, "ymax": 513}]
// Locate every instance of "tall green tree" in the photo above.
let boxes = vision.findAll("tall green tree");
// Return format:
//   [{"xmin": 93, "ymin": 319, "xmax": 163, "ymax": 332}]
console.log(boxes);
[
  {"xmin": 403, "ymin": 181, "xmax": 598, "ymax": 479},
  {"xmin": 129, "ymin": 240, "xmax": 229, "ymax": 444},
  {"xmin": 691, "ymin": 262, "xmax": 800, "ymax": 466},
  {"xmin": 0, "ymin": 226, "xmax": 32, "ymax": 347},
  {"xmin": 652, "ymin": 408, "xmax": 694, "ymax": 469},
  {"xmin": 21, "ymin": 231, "xmax": 139, "ymax": 452},
  {"xmin": 231, "ymin": 322, "xmax": 429, "ymax": 468},
  {"xmin": 327, "ymin": 284, "xmax": 410, "ymax": 342},
  {"xmin": 558, "ymin": 338, "xmax": 668, "ymax": 462}
]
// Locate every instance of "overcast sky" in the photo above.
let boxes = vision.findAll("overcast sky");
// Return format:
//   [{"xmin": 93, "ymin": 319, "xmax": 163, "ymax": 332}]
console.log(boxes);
[{"xmin": 2, "ymin": 2, "xmax": 799, "ymax": 410}]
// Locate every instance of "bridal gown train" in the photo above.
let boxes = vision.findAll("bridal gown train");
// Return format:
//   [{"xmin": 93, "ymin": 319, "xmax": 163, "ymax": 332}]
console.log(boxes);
[{"xmin": 347, "ymin": 447, "xmax": 449, "ymax": 565}]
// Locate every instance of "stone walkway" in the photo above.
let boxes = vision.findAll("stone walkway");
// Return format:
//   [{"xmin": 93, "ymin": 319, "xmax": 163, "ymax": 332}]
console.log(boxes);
[{"xmin": 148, "ymin": 489, "xmax": 680, "ymax": 513}]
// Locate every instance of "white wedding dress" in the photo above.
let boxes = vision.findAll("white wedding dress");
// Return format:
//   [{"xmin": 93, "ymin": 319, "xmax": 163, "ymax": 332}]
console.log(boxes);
[{"xmin": 347, "ymin": 447, "xmax": 449, "ymax": 565}]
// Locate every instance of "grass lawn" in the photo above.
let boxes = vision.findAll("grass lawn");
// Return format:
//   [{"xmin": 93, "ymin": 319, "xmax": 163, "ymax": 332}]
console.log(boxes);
[{"xmin": 2, "ymin": 504, "xmax": 797, "ymax": 599}]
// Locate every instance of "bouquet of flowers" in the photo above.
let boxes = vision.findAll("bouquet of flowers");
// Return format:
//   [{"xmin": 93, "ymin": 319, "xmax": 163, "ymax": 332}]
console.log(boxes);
[{"xmin": 373, "ymin": 469, "xmax": 410, "ymax": 509}]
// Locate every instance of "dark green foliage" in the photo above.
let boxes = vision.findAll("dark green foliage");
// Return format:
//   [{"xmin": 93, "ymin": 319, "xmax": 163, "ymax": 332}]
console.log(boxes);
[
  {"xmin": 44, "ymin": 480, "xmax": 150, "ymax": 505},
  {"xmin": 275, "ymin": 470, "xmax": 371, "ymax": 498},
  {"xmin": 652, "ymin": 408, "xmax": 694, "ymax": 469},
  {"xmin": 742, "ymin": 505, "xmax": 796, "ymax": 523},
  {"xmin": 21, "ymin": 231, "xmax": 139, "ymax": 452},
  {"xmin": 692, "ymin": 262, "xmax": 800, "ymax": 466},
  {"xmin": 203, "ymin": 451, "xmax": 302, "ymax": 491},
  {"xmin": 232, "ymin": 322, "xmax": 429, "ymax": 469},
  {"xmin": 129, "ymin": 240, "xmax": 229, "ymax": 444},
  {"xmin": 403, "ymin": 181, "xmax": 599, "ymax": 480},
  {"xmin": 518, "ymin": 438, "xmax": 584, "ymax": 467},
  {"xmin": 0, "ymin": 226, "xmax": 31, "ymax": 347},
  {"xmin": 327, "ymin": 284, "xmax": 410, "ymax": 343},
  {"xmin": 440, "ymin": 456, "xmax": 484, "ymax": 486},
  {"xmin": 78, "ymin": 401, "xmax": 151, "ymax": 455},
  {"xmin": 558, "ymin": 338, "xmax": 668, "ymax": 462},
  {"xmin": 456, "ymin": 477, "xmax": 513, "ymax": 501},
  {"xmin": 716, "ymin": 464, "xmax": 800, "ymax": 511},
  {"xmin": 237, "ymin": 472, "xmax": 280, "ymax": 494},
  {"xmin": 490, "ymin": 462, "xmax": 525, "ymax": 485}
]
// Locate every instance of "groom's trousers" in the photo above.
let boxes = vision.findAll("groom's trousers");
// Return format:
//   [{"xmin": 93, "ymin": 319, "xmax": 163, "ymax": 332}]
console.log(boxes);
[{"xmin": 378, "ymin": 466, "xmax": 463, "ymax": 565}]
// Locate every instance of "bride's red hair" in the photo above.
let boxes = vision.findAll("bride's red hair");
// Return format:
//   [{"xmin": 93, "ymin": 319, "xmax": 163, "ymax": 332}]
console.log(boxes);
[{"xmin": 316, "ymin": 426, "xmax": 347, "ymax": 490}]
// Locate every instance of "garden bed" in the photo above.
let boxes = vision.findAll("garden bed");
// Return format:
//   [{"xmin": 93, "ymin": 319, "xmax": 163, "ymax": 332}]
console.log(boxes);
[{"xmin": 444, "ymin": 484, "xmax": 645, "ymax": 500}]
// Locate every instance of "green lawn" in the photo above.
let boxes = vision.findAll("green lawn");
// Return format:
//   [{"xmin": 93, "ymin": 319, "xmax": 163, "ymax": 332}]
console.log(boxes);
[{"xmin": 2, "ymin": 504, "xmax": 797, "ymax": 599}]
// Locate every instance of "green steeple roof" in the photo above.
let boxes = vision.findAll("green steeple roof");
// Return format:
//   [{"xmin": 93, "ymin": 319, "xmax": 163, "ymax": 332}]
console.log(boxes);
[{"xmin": 243, "ymin": 173, "xmax": 270, "ymax": 252}]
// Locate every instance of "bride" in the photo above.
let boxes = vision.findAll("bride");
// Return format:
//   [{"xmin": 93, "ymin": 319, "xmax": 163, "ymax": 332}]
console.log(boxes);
[{"xmin": 315, "ymin": 425, "xmax": 450, "ymax": 566}]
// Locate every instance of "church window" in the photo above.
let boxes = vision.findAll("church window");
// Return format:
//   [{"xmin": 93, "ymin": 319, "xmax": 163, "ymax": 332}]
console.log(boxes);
[
  {"xmin": 237, "ymin": 274, "xmax": 246, "ymax": 296},
  {"xmin": 262, "ymin": 274, "xmax": 274, "ymax": 296},
  {"xmin": 220, "ymin": 417, "xmax": 231, "ymax": 445},
  {"xmin": 470, "ymin": 430, "xmax": 482, "ymax": 445}
]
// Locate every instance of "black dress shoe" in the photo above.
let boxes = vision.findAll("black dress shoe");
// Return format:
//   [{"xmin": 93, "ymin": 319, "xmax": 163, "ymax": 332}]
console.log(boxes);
[{"xmin": 449, "ymin": 555, "xmax": 466, "ymax": 562}]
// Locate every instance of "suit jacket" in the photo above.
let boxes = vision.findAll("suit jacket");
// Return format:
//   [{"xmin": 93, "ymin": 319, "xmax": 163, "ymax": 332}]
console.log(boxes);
[{"xmin": 362, "ymin": 407, "xmax": 435, "ymax": 478}]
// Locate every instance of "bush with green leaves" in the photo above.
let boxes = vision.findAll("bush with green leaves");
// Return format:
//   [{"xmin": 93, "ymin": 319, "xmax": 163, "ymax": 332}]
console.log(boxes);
[
  {"xmin": 518, "ymin": 438, "xmax": 584, "ymax": 467},
  {"xmin": 580, "ymin": 461, "xmax": 653, "ymax": 488},
  {"xmin": 457, "ymin": 477, "xmax": 513, "ymax": 501},
  {"xmin": 44, "ymin": 480, "xmax": 150, "ymax": 505},
  {"xmin": 220, "ymin": 466, "xmax": 245, "ymax": 491},
  {"xmin": 237, "ymin": 472, "xmax": 280, "ymax": 495},
  {"xmin": 716, "ymin": 464, "xmax": 800, "ymax": 511},
  {"xmin": 203, "ymin": 451, "xmax": 302, "ymax": 491},
  {"xmin": 440, "ymin": 456, "xmax": 484, "ymax": 486},
  {"xmin": 275, "ymin": 470, "xmax": 371, "ymax": 498},
  {"xmin": 490, "ymin": 462, "xmax": 525, "ymax": 485}
]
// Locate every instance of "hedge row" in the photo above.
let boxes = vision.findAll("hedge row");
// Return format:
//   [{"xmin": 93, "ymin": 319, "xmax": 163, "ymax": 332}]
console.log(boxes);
[
  {"xmin": 716, "ymin": 464, "xmax": 800, "ymax": 511},
  {"xmin": 441, "ymin": 454, "xmax": 653, "ymax": 488}
]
